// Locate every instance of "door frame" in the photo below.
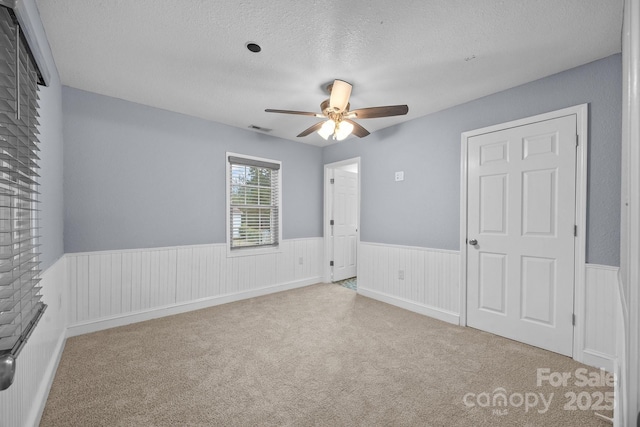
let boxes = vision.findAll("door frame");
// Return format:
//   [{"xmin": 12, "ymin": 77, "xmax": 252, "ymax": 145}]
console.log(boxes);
[
  {"xmin": 459, "ymin": 104, "xmax": 588, "ymax": 360},
  {"xmin": 621, "ymin": 0, "xmax": 640, "ymax": 423},
  {"xmin": 323, "ymin": 157, "xmax": 361, "ymax": 283}
]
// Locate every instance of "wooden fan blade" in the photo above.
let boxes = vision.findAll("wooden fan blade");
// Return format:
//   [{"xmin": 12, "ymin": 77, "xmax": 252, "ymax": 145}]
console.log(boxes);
[
  {"xmin": 297, "ymin": 121, "xmax": 325, "ymax": 137},
  {"xmin": 344, "ymin": 119, "xmax": 370, "ymax": 138},
  {"xmin": 265, "ymin": 109, "xmax": 318, "ymax": 116},
  {"xmin": 329, "ymin": 80, "xmax": 352, "ymax": 112},
  {"xmin": 350, "ymin": 105, "xmax": 409, "ymax": 119}
]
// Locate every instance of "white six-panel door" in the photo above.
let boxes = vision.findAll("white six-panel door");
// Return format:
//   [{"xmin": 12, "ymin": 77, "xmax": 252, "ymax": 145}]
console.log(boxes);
[
  {"xmin": 466, "ymin": 115, "xmax": 577, "ymax": 356},
  {"xmin": 332, "ymin": 170, "xmax": 358, "ymax": 281}
]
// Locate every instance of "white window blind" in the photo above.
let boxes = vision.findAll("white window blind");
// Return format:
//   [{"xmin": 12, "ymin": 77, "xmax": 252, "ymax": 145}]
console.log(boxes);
[
  {"xmin": 0, "ymin": 5, "xmax": 45, "ymax": 391},
  {"xmin": 228, "ymin": 155, "xmax": 280, "ymax": 250}
]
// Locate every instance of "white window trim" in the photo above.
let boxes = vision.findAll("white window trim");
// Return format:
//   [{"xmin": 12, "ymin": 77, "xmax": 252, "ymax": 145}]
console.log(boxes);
[{"xmin": 226, "ymin": 152, "xmax": 282, "ymax": 258}]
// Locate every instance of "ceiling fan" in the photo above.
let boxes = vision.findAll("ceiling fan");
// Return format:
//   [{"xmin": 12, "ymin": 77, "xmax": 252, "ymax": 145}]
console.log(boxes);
[{"xmin": 265, "ymin": 79, "xmax": 409, "ymax": 141}]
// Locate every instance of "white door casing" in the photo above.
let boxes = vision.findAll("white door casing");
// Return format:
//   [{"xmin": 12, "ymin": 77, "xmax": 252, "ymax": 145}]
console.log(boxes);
[
  {"xmin": 466, "ymin": 114, "xmax": 578, "ymax": 357},
  {"xmin": 332, "ymin": 169, "xmax": 358, "ymax": 281}
]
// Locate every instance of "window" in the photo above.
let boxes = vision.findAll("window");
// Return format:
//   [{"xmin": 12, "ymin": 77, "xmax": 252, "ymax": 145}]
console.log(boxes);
[
  {"xmin": 227, "ymin": 154, "xmax": 281, "ymax": 253},
  {"xmin": 0, "ymin": 5, "xmax": 46, "ymax": 390}
]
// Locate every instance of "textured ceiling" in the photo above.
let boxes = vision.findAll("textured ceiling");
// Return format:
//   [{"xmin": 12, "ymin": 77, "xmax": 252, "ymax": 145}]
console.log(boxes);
[{"xmin": 36, "ymin": 0, "xmax": 623, "ymax": 145}]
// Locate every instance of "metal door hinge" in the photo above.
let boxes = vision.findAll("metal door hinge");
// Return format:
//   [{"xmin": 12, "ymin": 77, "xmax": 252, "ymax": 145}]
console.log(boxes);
[
  {"xmin": 330, "ymin": 178, "xmax": 335, "ymax": 184},
  {"xmin": 330, "ymin": 219, "xmax": 334, "ymax": 226},
  {"xmin": 574, "ymin": 225, "xmax": 577, "ymax": 236},
  {"xmin": 572, "ymin": 314, "xmax": 576, "ymax": 326},
  {"xmin": 576, "ymin": 135, "xmax": 579, "ymax": 147},
  {"xmin": 329, "ymin": 261, "xmax": 334, "ymax": 266}
]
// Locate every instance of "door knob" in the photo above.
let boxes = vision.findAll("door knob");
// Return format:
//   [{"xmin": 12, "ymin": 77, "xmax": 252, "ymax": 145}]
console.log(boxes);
[{"xmin": 469, "ymin": 239, "xmax": 478, "ymax": 246}]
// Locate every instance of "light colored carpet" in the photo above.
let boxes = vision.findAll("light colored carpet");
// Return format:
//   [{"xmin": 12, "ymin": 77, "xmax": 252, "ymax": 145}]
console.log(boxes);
[{"xmin": 41, "ymin": 283, "xmax": 612, "ymax": 426}]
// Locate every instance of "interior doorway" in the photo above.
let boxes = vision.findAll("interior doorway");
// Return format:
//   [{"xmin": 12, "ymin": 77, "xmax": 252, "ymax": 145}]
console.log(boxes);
[{"xmin": 324, "ymin": 158, "xmax": 361, "ymax": 289}]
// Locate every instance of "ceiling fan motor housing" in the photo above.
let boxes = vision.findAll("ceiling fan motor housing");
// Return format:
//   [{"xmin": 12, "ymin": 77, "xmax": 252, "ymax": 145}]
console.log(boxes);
[{"xmin": 321, "ymin": 99, "xmax": 350, "ymax": 117}]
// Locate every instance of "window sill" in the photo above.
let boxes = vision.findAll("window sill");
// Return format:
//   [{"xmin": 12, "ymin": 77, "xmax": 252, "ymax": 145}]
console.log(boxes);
[{"xmin": 226, "ymin": 245, "xmax": 281, "ymax": 258}]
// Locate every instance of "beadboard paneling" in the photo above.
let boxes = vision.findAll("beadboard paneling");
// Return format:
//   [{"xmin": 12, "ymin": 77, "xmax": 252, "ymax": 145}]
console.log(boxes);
[
  {"xmin": 357, "ymin": 242, "xmax": 619, "ymax": 372},
  {"xmin": 0, "ymin": 257, "xmax": 67, "ymax": 427},
  {"xmin": 358, "ymin": 242, "xmax": 460, "ymax": 323},
  {"xmin": 66, "ymin": 238, "xmax": 323, "ymax": 334},
  {"xmin": 582, "ymin": 263, "xmax": 619, "ymax": 371}
]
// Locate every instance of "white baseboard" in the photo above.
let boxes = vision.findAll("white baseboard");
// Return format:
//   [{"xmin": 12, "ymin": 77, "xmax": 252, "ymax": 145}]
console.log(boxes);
[
  {"xmin": 67, "ymin": 277, "xmax": 322, "ymax": 337},
  {"xmin": 28, "ymin": 330, "xmax": 67, "ymax": 427},
  {"xmin": 582, "ymin": 349, "xmax": 615, "ymax": 373},
  {"xmin": 358, "ymin": 287, "xmax": 459, "ymax": 325}
]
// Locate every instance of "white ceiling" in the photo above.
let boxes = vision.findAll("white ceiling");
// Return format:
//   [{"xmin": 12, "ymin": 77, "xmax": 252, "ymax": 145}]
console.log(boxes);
[{"xmin": 36, "ymin": 0, "xmax": 623, "ymax": 146}]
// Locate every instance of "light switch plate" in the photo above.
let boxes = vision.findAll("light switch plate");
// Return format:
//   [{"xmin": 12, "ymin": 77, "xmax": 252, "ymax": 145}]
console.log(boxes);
[{"xmin": 395, "ymin": 171, "xmax": 404, "ymax": 181}]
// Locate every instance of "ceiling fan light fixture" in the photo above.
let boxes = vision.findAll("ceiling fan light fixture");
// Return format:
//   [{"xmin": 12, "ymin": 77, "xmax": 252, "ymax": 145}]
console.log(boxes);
[
  {"xmin": 329, "ymin": 80, "xmax": 352, "ymax": 112},
  {"xmin": 266, "ymin": 79, "xmax": 408, "ymax": 140},
  {"xmin": 335, "ymin": 120, "xmax": 354, "ymax": 141},
  {"xmin": 318, "ymin": 120, "xmax": 336, "ymax": 140}
]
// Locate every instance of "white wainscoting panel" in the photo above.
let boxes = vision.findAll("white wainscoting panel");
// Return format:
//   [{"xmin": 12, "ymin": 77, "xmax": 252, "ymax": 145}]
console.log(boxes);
[
  {"xmin": 358, "ymin": 242, "xmax": 460, "ymax": 324},
  {"xmin": 66, "ymin": 238, "xmax": 323, "ymax": 336},
  {"xmin": 614, "ymin": 272, "xmax": 626, "ymax": 427},
  {"xmin": 582, "ymin": 264, "xmax": 619, "ymax": 372},
  {"xmin": 0, "ymin": 256, "xmax": 68, "ymax": 427}
]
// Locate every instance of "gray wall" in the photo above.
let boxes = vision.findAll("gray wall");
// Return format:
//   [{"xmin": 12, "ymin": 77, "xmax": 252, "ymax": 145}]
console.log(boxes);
[
  {"xmin": 38, "ymin": 74, "xmax": 65, "ymax": 270},
  {"xmin": 63, "ymin": 87, "xmax": 323, "ymax": 253},
  {"xmin": 63, "ymin": 55, "xmax": 621, "ymax": 265},
  {"xmin": 323, "ymin": 54, "xmax": 622, "ymax": 266}
]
